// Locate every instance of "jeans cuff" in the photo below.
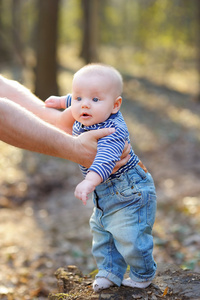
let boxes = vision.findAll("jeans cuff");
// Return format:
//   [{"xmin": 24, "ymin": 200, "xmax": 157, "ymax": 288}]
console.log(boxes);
[
  {"xmin": 130, "ymin": 266, "xmax": 157, "ymax": 282},
  {"xmin": 96, "ymin": 270, "xmax": 122, "ymax": 286}
]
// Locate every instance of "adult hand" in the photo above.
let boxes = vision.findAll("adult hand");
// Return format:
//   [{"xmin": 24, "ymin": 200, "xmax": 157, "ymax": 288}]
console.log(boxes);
[
  {"xmin": 113, "ymin": 141, "xmax": 130, "ymax": 173},
  {"xmin": 73, "ymin": 129, "xmax": 130, "ymax": 169}
]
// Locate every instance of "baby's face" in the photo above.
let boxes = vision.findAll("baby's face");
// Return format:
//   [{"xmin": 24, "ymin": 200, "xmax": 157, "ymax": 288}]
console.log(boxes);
[{"xmin": 71, "ymin": 73, "xmax": 119, "ymax": 126}]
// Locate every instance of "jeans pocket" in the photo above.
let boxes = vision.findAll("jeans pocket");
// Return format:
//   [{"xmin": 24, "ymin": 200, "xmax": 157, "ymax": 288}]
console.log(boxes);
[
  {"xmin": 116, "ymin": 186, "xmax": 143, "ymax": 206},
  {"xmin": 113, "ymin": 173, "xmax": 143, "ymax": 204}
]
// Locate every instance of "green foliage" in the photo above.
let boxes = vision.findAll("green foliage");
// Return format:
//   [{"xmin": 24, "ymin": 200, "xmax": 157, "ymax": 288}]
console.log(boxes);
[
  {"xmin": 0, "ymin": 0, "xmax": 37, "ymax": 44},
  {"xmin": 0, "ymin": 0, "xmax": 197, "ymax": 51},
  {"xmin": 0, "ymin": 0, "xmax": 198, "ymax": 74},
  {"xmin": 89, "ymin": 269, "xmax": 98, "ymax": 279},
  {"xmin": 59, "ymin": 0, "xmax": 82, "ymax": 44},
  {"xmin": 48, "ymin": 293, "xmax": 70, "ymax": 300},
  {"xmin": 99, "ymin": 0, "xmax": 197, "ymax": 50}
]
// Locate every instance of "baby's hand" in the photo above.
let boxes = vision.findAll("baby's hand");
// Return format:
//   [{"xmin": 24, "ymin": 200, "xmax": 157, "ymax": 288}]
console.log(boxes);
[
  {"xmin": 45, "ymin": 96, "xmax": 67, "ymax": 109},
  {"xmin": 74, "ymin": 179, "xmax": 96, "ymax": 205}
]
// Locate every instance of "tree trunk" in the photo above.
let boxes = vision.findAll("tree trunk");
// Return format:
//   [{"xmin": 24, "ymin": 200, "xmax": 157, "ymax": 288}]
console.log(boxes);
[
  {"xmin": 197, "ymin": 0, "xmax": 200, "ymax": 101},
  {"xmin": 0, "ymin": 0, "xmax": 12, "ymax": 63},
  {"xmin": 11, "ymin": 0, "xmax": 25, "ymax": 65},
  {"xmin": 35, "ymin": 0, "xmax": 60, "ymax": 100},
  {"xmin": 80, "ymin": 0, "xmax": 99, "ymax": 64}
]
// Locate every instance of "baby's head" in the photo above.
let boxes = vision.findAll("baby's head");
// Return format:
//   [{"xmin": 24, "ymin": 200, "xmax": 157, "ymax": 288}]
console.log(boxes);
[
  {"xmin": 73, "ymin": 64, "xmax": 123, "ymax": 97},
  {"xmin": 71, "ymin": 64, "xmax": 123, "ymax": 126}
]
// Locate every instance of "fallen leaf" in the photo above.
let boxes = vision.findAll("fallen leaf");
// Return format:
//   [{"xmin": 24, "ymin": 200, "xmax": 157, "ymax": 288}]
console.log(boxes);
[{"xmin": 162, "ymin": 286, "xmax": 169, "ymax": 297}]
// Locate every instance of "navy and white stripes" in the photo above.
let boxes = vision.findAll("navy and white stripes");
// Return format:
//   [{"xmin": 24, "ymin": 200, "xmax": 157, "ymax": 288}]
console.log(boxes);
[
  {"xmin": 65, "ymin": 94, "xmax": 139, "ymax": 182},
  {"xmin": 65, "ymin": 94, "xmax": 72, "ymax": 108}
]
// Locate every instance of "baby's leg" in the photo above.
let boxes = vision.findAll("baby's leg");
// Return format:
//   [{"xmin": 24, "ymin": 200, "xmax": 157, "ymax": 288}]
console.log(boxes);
[
  {"xmin": 90, "ymin": 211, "xmax": 127, "ymax": 292},
  {"xmin": 109, "ymin": 196, "xmax": 157, "ymax": 287}
]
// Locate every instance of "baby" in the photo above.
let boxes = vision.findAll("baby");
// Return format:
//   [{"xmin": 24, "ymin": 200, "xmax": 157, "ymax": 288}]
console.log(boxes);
[{"xmin": 45, "ymin": 64, "xmax": 157, "ymax": 292}]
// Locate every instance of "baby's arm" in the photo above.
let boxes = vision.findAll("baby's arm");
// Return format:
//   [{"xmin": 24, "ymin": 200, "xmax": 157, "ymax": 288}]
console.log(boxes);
[
  {"xmin": 74, "ymin": 171, "xmax": 102, "ymax": 205},
  {"xmin": 45, "ymin": 94, "xmax": 74, "ymax": 134},
  {"xmin": 55, "ymin": 106, "xmax": 75, "ymax": 134},
  {"xmin": 45, "ymin": 95, "xmax": 67, "ymax": 109}
]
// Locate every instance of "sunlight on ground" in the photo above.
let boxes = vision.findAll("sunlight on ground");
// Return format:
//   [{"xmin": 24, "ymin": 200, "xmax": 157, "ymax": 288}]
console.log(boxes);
[
  {"xmin": 56, "ymin": 45, "xmax": 199, "ymax": 98},
  {"xmin": 0, "ymin": 205, "xmax": 45, "ymax": 250},
  {"xmin": 1, "ymin": 44, "xmax": 198, "ymax": 98},
  {"xmin": 100, "ymin": 46, "xmax": 199, "ymax": 95},
  {"xmin": 165, "ymin": 70, "xmax": 198, "ymax": 95},
  {"xmin": 125, "ymin": 116, "xmax": 158, "ymax": 152},
  {"xmin": 183, "ymin": 196, "xmax": 200, "ymax": 215},
  {"xmin": 124, "ymin": 80, "xmax": 200, "ymax": 142},
  {"xmin": 0, "ymin": 203, "xmax": 51, "ymax": 299},
  {"xmin": 169, "ymin": 107, "xmax": 200, "ymax": 133},
  {"xmin": 0, "ymin": 143, "xmax": 25, "ymax": 184}
]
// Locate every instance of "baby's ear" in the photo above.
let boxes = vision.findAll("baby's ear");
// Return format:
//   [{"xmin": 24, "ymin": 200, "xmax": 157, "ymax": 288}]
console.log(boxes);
[{"xmin": 112, "ymin": 96, "xmax": 122, "ymax": 113}]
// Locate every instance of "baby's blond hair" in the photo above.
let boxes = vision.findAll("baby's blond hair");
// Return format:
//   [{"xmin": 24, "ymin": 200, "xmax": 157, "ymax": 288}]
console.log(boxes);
[{"xmin": 73, "ymin": 63, "xmax": 123, "ymax": 97}]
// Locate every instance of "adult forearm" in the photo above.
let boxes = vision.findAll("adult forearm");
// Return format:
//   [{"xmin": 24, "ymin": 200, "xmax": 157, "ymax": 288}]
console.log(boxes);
[
  {"xmin": 0, "ymin": 99, "xmax": 75, "ymax": 159},
  {"xmin": 0, "ymin": 75, "xmax": 61, "ymax": 125}
]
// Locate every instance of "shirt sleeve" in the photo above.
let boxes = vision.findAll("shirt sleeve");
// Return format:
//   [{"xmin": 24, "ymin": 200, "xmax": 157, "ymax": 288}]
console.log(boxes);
[
  {"xmin": 88, "ymin": 127, "xmax": 126, "ymax": 182},
  {"xmin": 65, "ymin": 94, "xmax": 72, "ymax": 108}
]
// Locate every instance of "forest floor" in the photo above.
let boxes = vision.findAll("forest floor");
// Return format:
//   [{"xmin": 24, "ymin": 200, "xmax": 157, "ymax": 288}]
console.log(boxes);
[{"xmin": 0, "ymin": 61, "xmax": 200, "ymax": 299}]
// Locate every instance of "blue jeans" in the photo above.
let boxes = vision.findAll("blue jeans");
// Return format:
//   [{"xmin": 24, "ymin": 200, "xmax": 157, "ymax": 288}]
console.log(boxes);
[{"xmin": 89, "ymin": 164, "xmax": 157, "ymax": 286}]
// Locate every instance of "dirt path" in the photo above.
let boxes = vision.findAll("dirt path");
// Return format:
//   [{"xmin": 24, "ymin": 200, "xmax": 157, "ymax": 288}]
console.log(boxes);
[{"xmin": 0, "ymin": 75, "xmax": 200, "ymax": 299}]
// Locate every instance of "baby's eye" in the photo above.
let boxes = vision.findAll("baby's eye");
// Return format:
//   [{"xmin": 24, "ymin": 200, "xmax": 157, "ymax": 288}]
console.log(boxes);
[
  {"xmin": 76, "ymin": 96, "xmax": 82, "ymax": 101},
  {"xmin": 92, "ymin": 97, "xmax": 99, "ymax": 102}
]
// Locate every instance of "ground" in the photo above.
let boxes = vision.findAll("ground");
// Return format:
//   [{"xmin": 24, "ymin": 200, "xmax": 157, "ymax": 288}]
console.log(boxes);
[
  {"xmin": 47, "ymin": 264, "xmax": 200, "ymax": 299},
  {"xmin": 0, "ymin": 65, "xmax": 200, "ymax": 299}
]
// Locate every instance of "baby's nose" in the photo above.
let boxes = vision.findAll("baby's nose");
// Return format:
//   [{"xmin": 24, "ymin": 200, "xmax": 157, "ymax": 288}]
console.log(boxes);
[{"xmin": 81, "ymin": 98, "xmax": 90, "ymax": 108}]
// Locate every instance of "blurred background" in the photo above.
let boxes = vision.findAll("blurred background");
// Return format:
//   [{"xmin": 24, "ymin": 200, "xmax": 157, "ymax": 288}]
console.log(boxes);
[
  {"xmin": 0, "ymin": 0, "xmax": 200, "ymax": 299},
  {"xmin": 0, "ymin": 0, "xmax": 199, "ymax": 98}
]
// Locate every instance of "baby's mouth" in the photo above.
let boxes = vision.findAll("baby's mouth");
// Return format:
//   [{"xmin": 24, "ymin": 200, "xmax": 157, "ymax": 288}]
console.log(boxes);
[{"xmin": 81, "ymin": 113, "xmax": 90, "ymax": 117}]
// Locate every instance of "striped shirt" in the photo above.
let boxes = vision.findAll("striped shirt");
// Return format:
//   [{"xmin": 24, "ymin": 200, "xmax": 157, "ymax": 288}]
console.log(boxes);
[{"xmin": 66, "ymin": 94, "xmax": 139, "ymax": 182}]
